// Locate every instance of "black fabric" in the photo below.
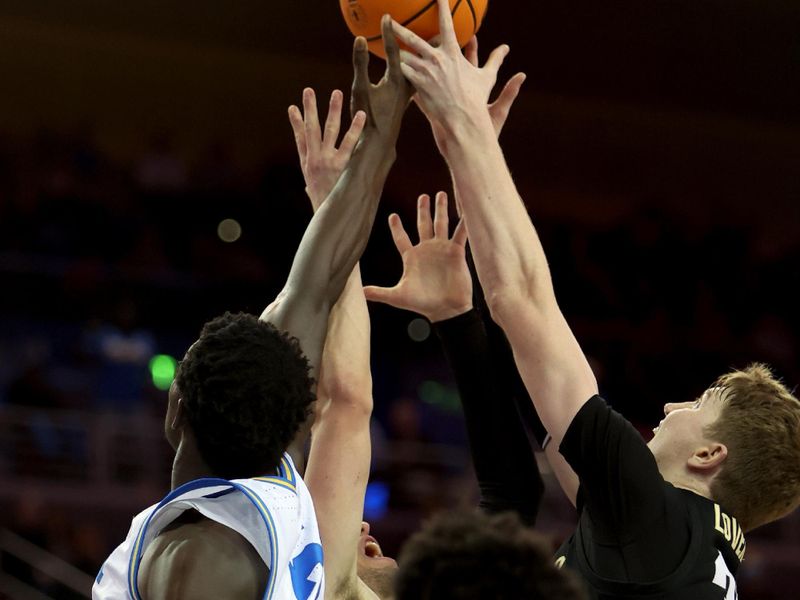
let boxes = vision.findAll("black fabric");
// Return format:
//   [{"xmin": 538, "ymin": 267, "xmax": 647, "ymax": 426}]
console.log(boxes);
[
  {"xmin": 465, "ymin": 249, "xmax": 549, "ymax": 448},
  {"xmin": 434, "ymin": 309, "xmax": 544, "ymax": 526},
  {"xmin": 556, "ymin": 395, "xmax": 745, "ymax": 599}
]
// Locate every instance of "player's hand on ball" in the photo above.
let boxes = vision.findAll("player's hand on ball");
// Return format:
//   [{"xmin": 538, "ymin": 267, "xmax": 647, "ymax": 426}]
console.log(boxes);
[
  {"xmin": 288, "ymin": 89, "xmax": 366, "ymax": 210},
  {"xmin": 393, "ymin": 0, "xmax": 510, "ymax": 136},
  {"xmin": 351, "ymin": 15, "xmax": 414, "ymax": 145},
  {"xmin": 463, "ymin": 37, "xmax": 526, "ymax": 138},
  {"xmin": 363, "ymin": 192, "xmax": 473, "ymax": 323}
]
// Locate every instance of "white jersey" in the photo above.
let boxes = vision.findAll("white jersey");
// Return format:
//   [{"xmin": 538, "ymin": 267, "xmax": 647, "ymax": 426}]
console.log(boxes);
[{"xmin": 93, "ymin": 454, "xmax": 324, "ymax": 600}]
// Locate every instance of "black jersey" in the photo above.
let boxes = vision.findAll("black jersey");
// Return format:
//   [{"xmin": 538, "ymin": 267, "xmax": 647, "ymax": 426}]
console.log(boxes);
[{"xmin": 555, "ymin": 396, "xmax": 744, "ymax": 600}]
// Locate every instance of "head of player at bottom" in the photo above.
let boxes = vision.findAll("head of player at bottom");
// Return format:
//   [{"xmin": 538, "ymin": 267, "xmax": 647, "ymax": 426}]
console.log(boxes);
[
  {"xmin": 648, "ymin": 363, "xmax": 800, "ymax": 531},
  {"xmin": 166, "ymin": 311, "xmax": 314, "ymax": 482},
  {"xmin": 394, "ymin": 510, "xmax": 586, "ymax": 600}
]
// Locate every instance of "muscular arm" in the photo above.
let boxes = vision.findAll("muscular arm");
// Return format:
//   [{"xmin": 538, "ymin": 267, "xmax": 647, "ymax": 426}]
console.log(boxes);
[
  {"xmin": 261, "ymin": 20, "xmax": 410, "ymax": 382},
  {"xmin": 393, "ymin": 1, "xmax": 597, "ymax": 455},
  {"xmin": 305, "ymin": 266, "xmax": 375, "ymax": 600}
]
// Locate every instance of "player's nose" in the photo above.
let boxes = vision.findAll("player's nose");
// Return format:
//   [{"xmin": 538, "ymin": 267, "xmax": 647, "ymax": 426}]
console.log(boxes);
[{"xmin": 361, "ymin": 521, "xmax": 370, "ymax": 535}]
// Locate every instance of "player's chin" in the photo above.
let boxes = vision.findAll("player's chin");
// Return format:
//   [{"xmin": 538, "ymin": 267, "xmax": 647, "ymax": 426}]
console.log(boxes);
[{"xmin": 358, "ymin": 552, "xmax": 398, "ymax": 569}]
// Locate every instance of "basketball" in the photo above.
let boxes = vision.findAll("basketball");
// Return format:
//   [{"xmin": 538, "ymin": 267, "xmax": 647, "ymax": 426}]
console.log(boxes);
[{"xmin": 340, "ymin": 0, "xmax": 489, "ymax": 59}]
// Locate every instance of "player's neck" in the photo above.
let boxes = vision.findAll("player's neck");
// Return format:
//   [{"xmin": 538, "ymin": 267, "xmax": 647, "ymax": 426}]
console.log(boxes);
[
  {"xmin": 663, "ymin": 469, "xmax": 714, "ymax": 500},
  {"xmin": 170, "ymin": 438, "xmax": 214, "ymax": 490}
]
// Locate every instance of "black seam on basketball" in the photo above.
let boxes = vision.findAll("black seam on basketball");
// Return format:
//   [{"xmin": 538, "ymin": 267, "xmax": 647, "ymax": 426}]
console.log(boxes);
[
  {"xmin": 464, "ymin": 0, "xmax": 477, "ymax": 34},
  {"xmin": 365, "ymin": 0, "xmax": 438, "ymax": 41}
]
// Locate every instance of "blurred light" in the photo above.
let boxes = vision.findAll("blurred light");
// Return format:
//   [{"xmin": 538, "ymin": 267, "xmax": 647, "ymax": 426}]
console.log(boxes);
[
  {"xmin": 217, "ymin": 218, "xmax": 242, "ymax": 243},
  {"xmin": 149, "ymin": 354, "xmax": 177, "ymax": 391},
  {"xmin": 407, "ymin": 318, "xmax": 430, "ymax": 342},
  {"xmin": 419, "ymin": 380, "xmax": 462, "ymax": 413},
  {"xmin": 364, "ymin": 481, "xmax": 389, "ymax": 520}
]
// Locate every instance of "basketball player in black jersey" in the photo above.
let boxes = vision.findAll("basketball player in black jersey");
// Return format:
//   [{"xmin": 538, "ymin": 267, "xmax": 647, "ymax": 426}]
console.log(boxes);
[{"xmin": 392, "ymin": 1, "xmax": 800, "ymax": 598}]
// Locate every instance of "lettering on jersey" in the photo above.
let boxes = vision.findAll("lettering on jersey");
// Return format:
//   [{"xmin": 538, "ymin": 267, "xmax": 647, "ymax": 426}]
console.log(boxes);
[
  {"xmin": 554, "ymin": 556, "xmax": 566, "ymax": 569},
  {"xmin": 714, "ymin": 503, "xmax": 746, "ymax": 561},
  {"xmin": 289, "ymin": 542, "xmax": 324, "ymax": 600},
  {"xmin": 712, "ymin": 551, "xmax": 739, "ymax": 599}
]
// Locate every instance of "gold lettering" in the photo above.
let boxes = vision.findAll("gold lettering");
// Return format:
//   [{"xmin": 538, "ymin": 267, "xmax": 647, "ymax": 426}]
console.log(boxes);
[
  {"xmin": 555, "ymin": 556, "xmax": 566, "ymax": 569},
  {"xmin": 714, "ymin": 504, "xmax": 725, "ymax": 536}
]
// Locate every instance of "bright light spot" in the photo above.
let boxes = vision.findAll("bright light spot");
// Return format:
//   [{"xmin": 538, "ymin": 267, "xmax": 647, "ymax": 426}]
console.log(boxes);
[
  {"xmin": 217, "ymin": 218, "xmax": 242, "ymax": 243},
  {"xmin": 149, "ymin": 354, "xmax": 177, "ymax": 391},
  {"xmin": 407, "ymin": 318, "xmax": 430, "ymax": 342},
  {"xmin": 364, "ymin": 481, "xmax": 389, "ymax": 520}
]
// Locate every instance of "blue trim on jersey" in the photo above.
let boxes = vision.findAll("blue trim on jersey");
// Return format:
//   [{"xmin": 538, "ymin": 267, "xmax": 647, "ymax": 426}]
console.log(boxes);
[{"xmin": 127, "ymin": 478, "xmax": 277, "ymax": 600}]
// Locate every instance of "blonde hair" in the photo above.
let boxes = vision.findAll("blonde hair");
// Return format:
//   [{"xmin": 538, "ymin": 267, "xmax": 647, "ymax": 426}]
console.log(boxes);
[{"xmin": 706, "ymin": 363, "xmax": 800, "ymax": 531}]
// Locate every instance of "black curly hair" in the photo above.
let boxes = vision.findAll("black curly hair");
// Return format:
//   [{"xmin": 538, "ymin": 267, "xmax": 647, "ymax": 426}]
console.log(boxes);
[
  {"xmin": 175, "ymin": 311, "xmax": 314, "ymax": 480},
  {"xmin": 395, "ymin": 510, "xmax": 586, "ymax": 600}
]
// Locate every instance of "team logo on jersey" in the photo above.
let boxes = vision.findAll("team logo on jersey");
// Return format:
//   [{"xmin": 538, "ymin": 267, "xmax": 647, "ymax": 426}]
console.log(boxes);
[{"xmin": 289, "ymin": 543, "xmax": 324, "ymax": 600}]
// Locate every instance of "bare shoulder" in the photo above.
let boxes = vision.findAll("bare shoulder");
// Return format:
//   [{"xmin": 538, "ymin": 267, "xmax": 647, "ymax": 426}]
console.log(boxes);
[{"xmin": 137, "ymin": 511, "xmax": 267, "ymax": 600}]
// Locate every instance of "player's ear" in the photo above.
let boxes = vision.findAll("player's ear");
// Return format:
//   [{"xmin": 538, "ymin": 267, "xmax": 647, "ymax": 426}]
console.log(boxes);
[
  {"xmin": 687, "ymin": 443, "xmax": 727, "ymax": 472},
  {"xmin": 171, "ymin": 397, "xmax": 186, "ymax": 430}
]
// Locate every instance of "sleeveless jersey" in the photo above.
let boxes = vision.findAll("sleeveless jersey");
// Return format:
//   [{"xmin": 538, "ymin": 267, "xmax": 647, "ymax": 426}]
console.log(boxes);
[{"xmin": 93, "ymin": 454, "xmax": 324, "ymax": 600}]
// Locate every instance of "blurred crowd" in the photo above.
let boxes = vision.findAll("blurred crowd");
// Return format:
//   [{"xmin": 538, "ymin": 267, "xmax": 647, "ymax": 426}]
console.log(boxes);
[{"xmin": 0, "ymin": 128, "xmax": 798, "ymax": 597}]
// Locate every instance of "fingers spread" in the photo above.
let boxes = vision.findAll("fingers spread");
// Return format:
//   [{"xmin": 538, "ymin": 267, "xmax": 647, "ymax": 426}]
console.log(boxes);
[
  {"xmin": 363, "ymin": 285, "xmax": 399, "ymax": 306},
  {"xmin": 465, "ymin": 36, "xmax": 478, "ymax": 66},
  {"xmin": 433, "ymin": 191, "xmax": 450, "ymax": 239},
  {"xmin": 483, "ymin": 44, "xmax": 510, "ymax": 78},
  {"xmin": 416, "ymin": 194, "xmax": 434, "ymax": 241},
  {"xmin": 339, "ymin": 111, "xmax": 366, "ymax": 157},
  {"xmin": 452, "ymin": 218, "xmax": 468, "ymax": 247},
  {"xmin": 288, "ymin": 105, "xmax": 307, "ymax": 159},
  {"xmin": 381, "ymin": 15, "xmax": 403, "ymax": 81},
  {"xmin": 490, "ymin": 72, "xmax": 526, "ymax": 136},
  {"xmin": 392, "ymin": 19, "xmax": 435, "ymax": 58},
  {"xmin": 323, "ymin": 90, "xmax": 343, "ymax": 148},
  {"xmin": 302, "ymin": 88, "xmax": 321, "ymax": 150},
  {"xmin": 388, "ymin": 213, "xmax": 413, "ymax": 255},
  {"xmin": 436, "ymin": 0, "xmax": 458, "ymax": 50},
  {"xmin": 351, "ymin": 37, "xmax": 371, "ymax": 116}
]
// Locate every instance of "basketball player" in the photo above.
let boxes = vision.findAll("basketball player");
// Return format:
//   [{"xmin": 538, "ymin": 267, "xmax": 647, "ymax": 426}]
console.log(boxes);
[
  {"xmin": 395, "ymin": 510, "xmax": 585, "ymax": 600},
  {"xmin": 291, "ymin": 65, "xmax": 575, "ymax": 598},
  {"xmin": 93, "ymin": 22, "xmax": 413, "ymax": 600},
  {"xmin": 393, "ymin": 1, "xmax": 800, "ymax": 598}
]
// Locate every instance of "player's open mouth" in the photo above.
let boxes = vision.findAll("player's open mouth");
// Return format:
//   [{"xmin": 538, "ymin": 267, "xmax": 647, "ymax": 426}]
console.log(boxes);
[{"xmin": 364, "ymin": 535, "xmax": 384, "ymax": 558}]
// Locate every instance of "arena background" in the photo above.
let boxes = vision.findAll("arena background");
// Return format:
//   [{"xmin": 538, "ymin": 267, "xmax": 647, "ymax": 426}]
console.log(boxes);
[{"xmin": 0, "ymin": 1, "xmax": 798, "ymax": 597}]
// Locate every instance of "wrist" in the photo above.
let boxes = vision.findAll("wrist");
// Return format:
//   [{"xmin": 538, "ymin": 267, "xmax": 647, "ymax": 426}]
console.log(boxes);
[
  {"xmin": 438, "ymin": 109, "xmax": 496, "ymax": 155},
  {"xmin": 427, "ymin": 302, "xmax": 474, "ymax": 324}
]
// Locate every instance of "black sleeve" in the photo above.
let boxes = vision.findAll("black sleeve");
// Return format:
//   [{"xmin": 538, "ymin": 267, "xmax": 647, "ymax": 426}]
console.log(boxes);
[
  {"xmin": 559, "ymin": 396, "xmax": 675, "ymax": 542},
  {"xmin": 466, "ymin": 250, "xmax": 549, "ymax": 449},
  {"xmin": 433, "ymin": 310, "xmax": 544, "ymax": 526}
]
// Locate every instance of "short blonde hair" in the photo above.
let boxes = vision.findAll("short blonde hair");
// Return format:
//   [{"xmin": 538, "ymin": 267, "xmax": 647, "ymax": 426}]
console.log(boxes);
[{"xmin": 706, "ymin": 363, "xmax": 800, "ymax": 531}]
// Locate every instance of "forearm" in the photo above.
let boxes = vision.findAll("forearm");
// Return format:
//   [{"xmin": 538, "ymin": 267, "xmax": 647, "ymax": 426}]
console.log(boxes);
[
  {"xmin": 261, "ymin": 132, "xmax": 394, "ymax": 371},
  {"xmin": 443, "ymin": 116, "xmax": 556, "ymax": 315},
  {"xmin": 434, "ymin": 310, "xmax": 544, "ymax": 526}
]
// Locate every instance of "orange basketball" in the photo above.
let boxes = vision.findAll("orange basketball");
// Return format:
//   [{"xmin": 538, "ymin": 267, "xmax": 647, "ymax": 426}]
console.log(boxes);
[{"xmin": 340, "ymin": 0, "xmax": 489, "ymax": 59}]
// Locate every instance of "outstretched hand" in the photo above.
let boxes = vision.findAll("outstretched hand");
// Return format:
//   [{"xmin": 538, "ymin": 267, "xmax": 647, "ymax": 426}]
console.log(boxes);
[
  {"xmin": 393, "ymin": 0, "xmax": 515, "ymax": 137},
  {"xmin": 352, "ymin": 15, "xmax": 414, "ymax": 145},
  {"xmin": 364, "ymin": 192, "xmax": 472, "ymax": 322},
  {"xmin": 289, "ymin": 89, "xmax": 366, "ymax": 210}
]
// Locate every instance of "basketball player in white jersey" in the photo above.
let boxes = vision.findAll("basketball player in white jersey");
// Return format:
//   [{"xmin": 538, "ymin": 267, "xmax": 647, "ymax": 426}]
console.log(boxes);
[{"xmin": 93, "ymin": 21, "xmax": 413, "ymax": 600}]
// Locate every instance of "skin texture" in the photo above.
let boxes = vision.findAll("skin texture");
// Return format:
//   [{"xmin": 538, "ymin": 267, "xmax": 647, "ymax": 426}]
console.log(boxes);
[
  {"xmin": 393, "ymin": 0, "xmax": 727, "ymax": 506},
  {"xmin": 301, "ymin": 28, "xmax": 539, "ymax": 600},
  {"xmin": 139, "ymin": 25, "xmax": 413, "ymax": 600},
  {"xmin": 293, "ymin": 17, "xmax": 408, "ymax": 600}
]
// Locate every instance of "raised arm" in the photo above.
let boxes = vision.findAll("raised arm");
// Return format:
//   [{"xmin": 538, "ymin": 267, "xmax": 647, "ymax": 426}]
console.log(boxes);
[
  {"xmin": 261, "ymin": 16, "xmax": 412, "ymax": 381},
  {"xmin": 285, "ymin": 57, "xmax": 378, "ymax": 600},
  {"xmin": 392, "ymin": 1, "xmax": 597, "ymax": 451},
  {"xmin": 365, "ymin": 194, "xmax": 543, "ymax": 523}
]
